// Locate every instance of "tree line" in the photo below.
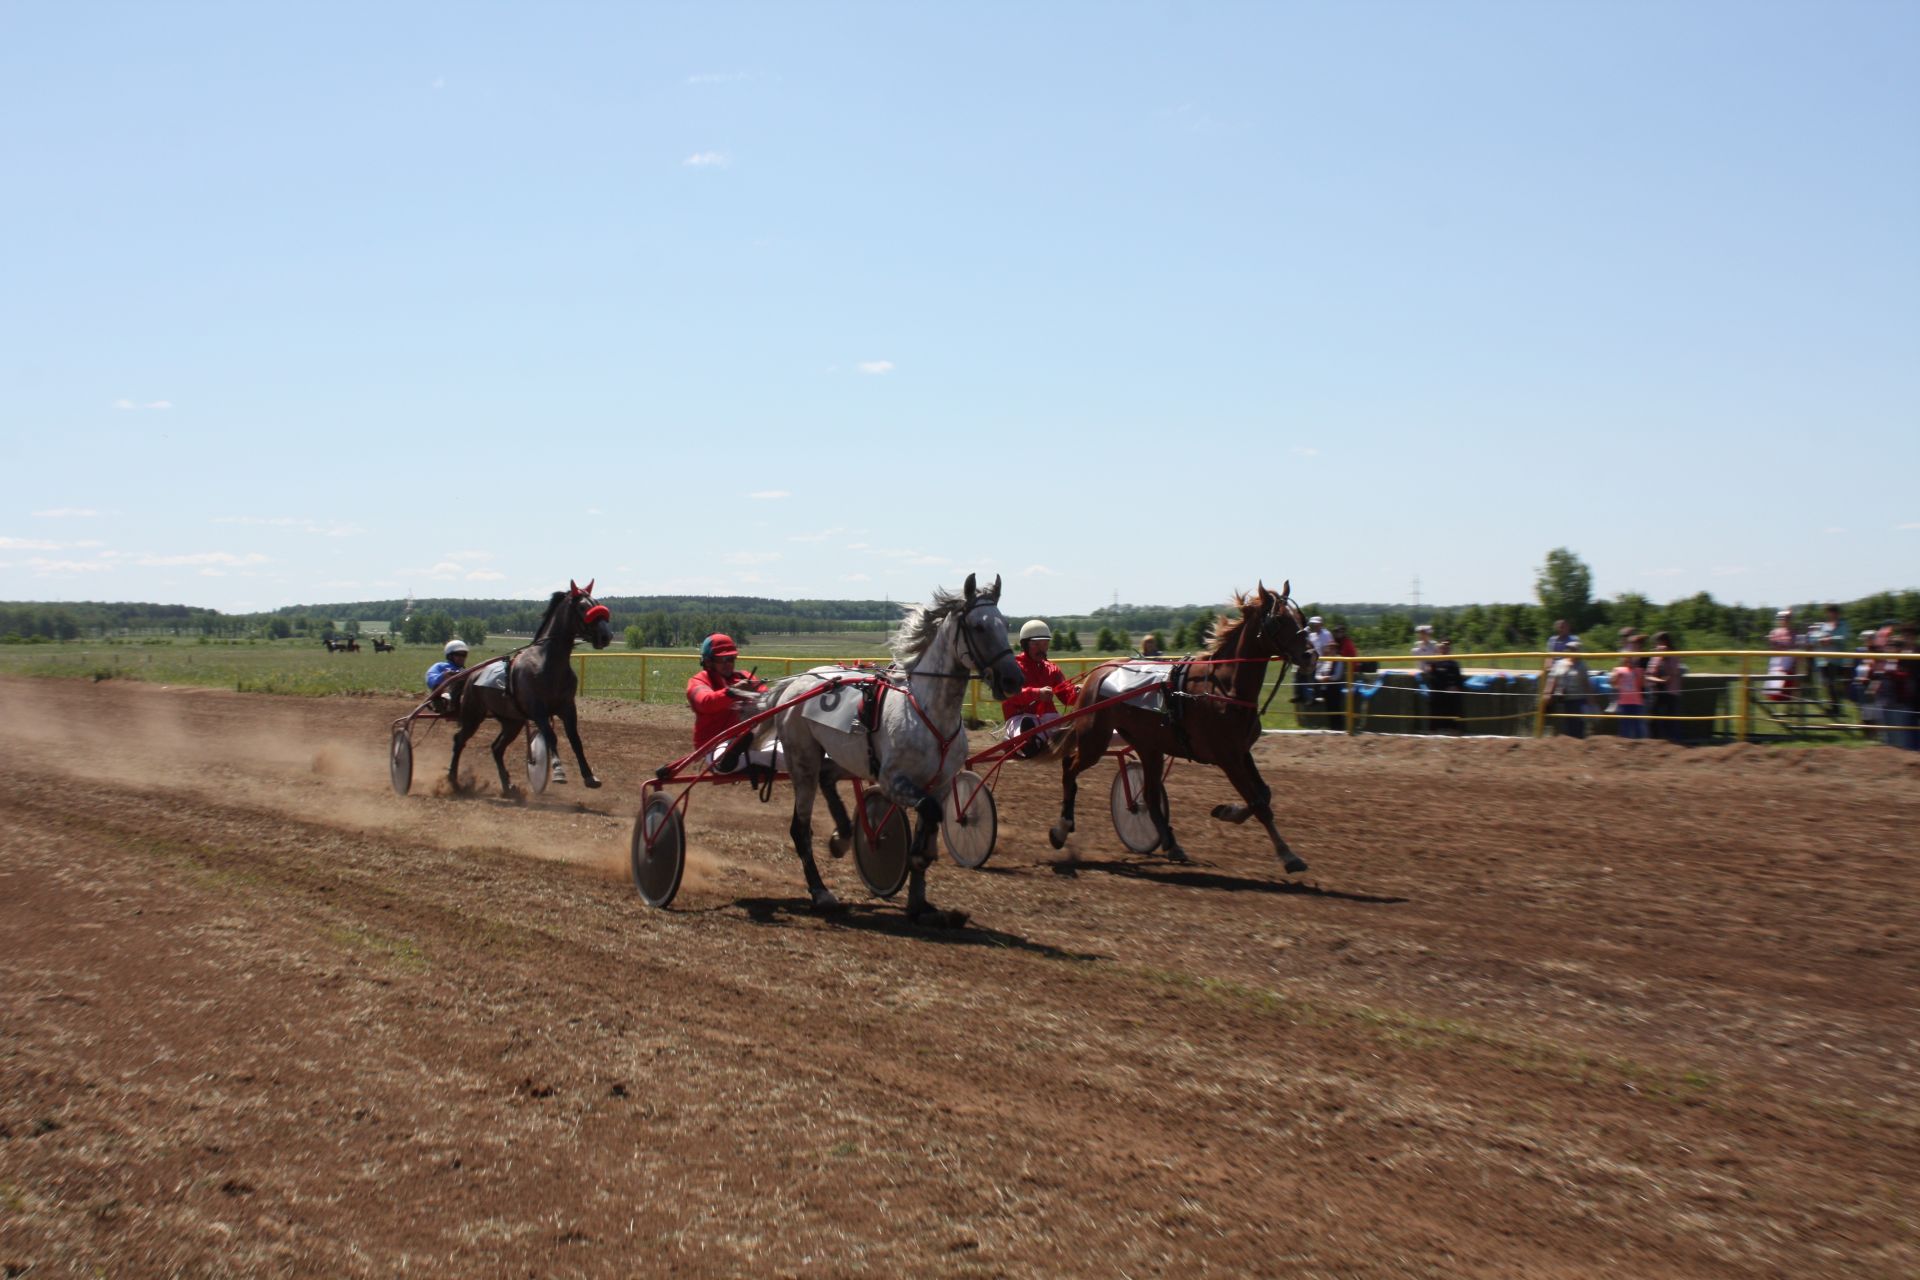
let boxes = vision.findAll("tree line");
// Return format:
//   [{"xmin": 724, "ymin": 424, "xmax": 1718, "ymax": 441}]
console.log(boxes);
[{"xmin": 6, "ymin": 555, "xmax": 1915, "ymax": 654}]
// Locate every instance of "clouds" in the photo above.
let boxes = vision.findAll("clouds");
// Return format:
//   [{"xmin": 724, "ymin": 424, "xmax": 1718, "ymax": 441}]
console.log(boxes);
[
  {"xmin": 1021, "ymin": 564, "xmax": 1059, "ymax": 577},
  {"xmin": 407, "ymin": 552, "xmax": 499, "ymax": 582},
  {"xmin": 25, "ymin": 557, "xmax": 113, "ymax": 574},
  {"xmin": 214, "ymin": 516, "xmax": 363, "ymax": 538},
  {"xmin": 112, "ymin": 399, "xmax": 173, "ymax": 411},
  {"xmin": 131, "ymin": 551, "xmax": 268, "ymax": 567},
  {"xmin": 683, "ymin": 151, "xmax": 730, "ymax": 168},
  {"xmin": 750, "ymin": 489, "xmax": 791, "ymax": 500},
  {"xmin": 787, "ymin": 526, "xmax": 851, "ymax": 544},
  {"xmin": 0, "ymin": 536, "xmax": 62, "ymax": 551},
  {"xmin": 856, "ymin": 360, "xmax": 895, "ymax": 375},
  {"xmin": 32, "ymin": 508, "xmax": 99, "ymax": 518}
]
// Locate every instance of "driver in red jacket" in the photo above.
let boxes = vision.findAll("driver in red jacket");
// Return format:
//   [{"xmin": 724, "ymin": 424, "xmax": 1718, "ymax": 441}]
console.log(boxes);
[
  {"xmin": 1001, "ymin": 619, "xmax": 1079, "ymax": 756},
  {"xmin": 686, "ymin": 633, "xmax": 776, "ymax": 773}
]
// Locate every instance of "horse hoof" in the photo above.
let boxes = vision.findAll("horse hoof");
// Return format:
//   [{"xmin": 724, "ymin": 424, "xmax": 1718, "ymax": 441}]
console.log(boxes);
[
  {"xmin": 1210, "ymin": 803, "xmax": 1252, "ymax": 825},
  {"xmin": 828, "ymin": 833, "xmax": 850, "ymax": 859},
  {"xmin": 1282, "ymin": 854, "xmax": 1310, "ymax": 875},
  {"xmin": 910, "ymin": 906, "xmax": 968, "ymax": 930},
  {"xmin": 810, "ymin": 889, "xmax": 844, "ymax": 914},
  {"xmin": 583, "ymin": 777, "xmax": 602, "ymax": 790},
  {"xmin": 1166, "ymin": 847, "xmax": 1191, "ymax": 864},
  {"xmin": 1048, "ymin": 825, "xmax": 1067, "ymax": 850}
]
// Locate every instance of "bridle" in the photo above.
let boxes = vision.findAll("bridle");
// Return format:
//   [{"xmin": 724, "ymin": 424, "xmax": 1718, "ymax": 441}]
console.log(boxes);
[
  {"xmin": 912, "ymin": 597, "xmax": 1015, "ymax": 682},
  {"xmin": 1257, "ymin": 595, "xmax": 1311, "ymax": 717}
]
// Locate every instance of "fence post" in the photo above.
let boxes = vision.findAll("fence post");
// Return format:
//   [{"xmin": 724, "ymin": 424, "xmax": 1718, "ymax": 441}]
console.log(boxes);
[
  {"xmin": 639, "ymin": 655, "xmax": 648, "ymax": 703},
  {"xmin": 1533, "ymin": 657, "xmax": 1551, "ymax": 738},
  {"xmin": 1736, "ymin": 653, "xmax": 1752, "ymax": 742}
]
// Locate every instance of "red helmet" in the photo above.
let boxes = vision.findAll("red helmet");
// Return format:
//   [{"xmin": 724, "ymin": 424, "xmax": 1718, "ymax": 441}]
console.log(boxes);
[{"xmin": 701, "ymin": 633, "xmax": 737, "ymax": 663}]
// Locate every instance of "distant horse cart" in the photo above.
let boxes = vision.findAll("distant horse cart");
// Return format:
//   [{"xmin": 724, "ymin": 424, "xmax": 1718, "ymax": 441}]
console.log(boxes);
[
  {"xmin": 323, "ymin": 636, "xmax": 361, "ymax": 653},
  {"xmin": 371, "ymin": 636, "xmax": 395, "ymax": 653},
  {"xmin": 386, "ymin": 582, "xmax": 614, "ymax": 801},
  {"xmin": 631, "ymin": 574, "xmax": 1024, "ymax": 927}
]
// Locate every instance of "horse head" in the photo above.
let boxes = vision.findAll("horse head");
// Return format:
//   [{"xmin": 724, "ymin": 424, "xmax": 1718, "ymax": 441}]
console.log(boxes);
[
  {"xmin": 568, "ymin": 579, "xmax": 615, "ymax": 651},
  {"xmin": 1251, "ymin": 579, "xmax": 1313, "ymax": 670},
  {"xmin": 959, "ymin": 572, "xmax": 1024, "ymax": 700}
]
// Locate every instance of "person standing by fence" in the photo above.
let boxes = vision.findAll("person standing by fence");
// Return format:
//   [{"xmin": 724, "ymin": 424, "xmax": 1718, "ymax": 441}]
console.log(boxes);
[
  {"xmin": 1810, "ymin": 604, "xmax": 1852, "ymax": 718},
  {"xmin": 1646, "ymin": 631, "xmax": 1685, "ymax": 742},
  {"xmin": 1427, "ymin": 639, "xmax": 1466, "ymax": 735},
  {"xmin": 1611, "ymin": 645, "xmax": 1648, "ymax": 739},
  {"xmin": 1544, "ymin": 638, "xmax": 1592, "ymax": 739}
]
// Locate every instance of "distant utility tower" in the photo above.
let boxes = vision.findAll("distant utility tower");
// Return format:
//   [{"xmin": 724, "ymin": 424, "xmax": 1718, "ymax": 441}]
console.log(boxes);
[
  {"xmin": 1411, "ymin": 576, "xmax": 1422, "ymax": 613},
  {"xmin": 403, "ymin": 591, "xmax": 415, "ymax": 622}
]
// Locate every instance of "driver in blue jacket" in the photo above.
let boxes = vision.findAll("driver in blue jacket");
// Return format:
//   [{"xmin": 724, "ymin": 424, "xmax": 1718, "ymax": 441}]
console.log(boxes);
[{"xmin": 425, "ymin": 638, "xmax": 469, "ymax": 714}]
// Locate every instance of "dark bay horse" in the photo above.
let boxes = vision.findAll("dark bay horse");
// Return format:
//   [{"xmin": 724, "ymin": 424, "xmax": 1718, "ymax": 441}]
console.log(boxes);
[
  {"xmin": 1048, "ymin": 581, "xmax": 1317, "ymax": 872},
  {"xmin": 448, "ymin": 580, "xmax": 614, "ymax": 800}
]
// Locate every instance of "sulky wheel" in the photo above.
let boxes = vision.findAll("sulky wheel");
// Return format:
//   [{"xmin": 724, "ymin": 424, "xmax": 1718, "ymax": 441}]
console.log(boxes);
[
  {"xmin": 1110, "ymin": 761, "xmax": 1167, "ymax": 855},
  {"xmin": 852, "ymin": 791, "xmax": 911, "ymax": 899},
  {"xmin": 940, "ymin": 769, "xmax": 998, "ymax": 869},
  {"xmin": 631, "ymin": 796, "xmax": 686, "ymax": 908},
  {"xmin": 525, "ymin": 729, "xmax": 552, "ymax": 796},
  {"xmin": 389, "ymin": 730, "xmax": 414, "ymax": 797}
]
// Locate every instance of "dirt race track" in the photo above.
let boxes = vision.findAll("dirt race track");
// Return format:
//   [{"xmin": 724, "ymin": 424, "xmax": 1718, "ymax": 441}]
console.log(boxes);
[{"xmin": 1, "ymin": 676, "xmax": 1915, "ymax": 1278}]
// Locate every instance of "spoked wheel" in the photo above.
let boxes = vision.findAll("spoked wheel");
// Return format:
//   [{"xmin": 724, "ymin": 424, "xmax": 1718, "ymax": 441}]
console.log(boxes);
[
  {"xmin": 852, "ymin": 791, "xmax": 911, "ymax": 899},
  {"xmin": 525, "ymin": 729, "xmax": 552, "ymax": 795},
  {"xmin": 1110, "ymin": 761, "xmax": 1168, "ymax": 855},
  {"xmin": 389, "ymin": 730, "xmax": 413, "ymax": 797},
  {"xmin": 940, "ymin": 769, "xmax": 998, "ymax": 869},
  {"xmin": 631, "ymin": 796, "xmax": 686, "ymax": 909}
]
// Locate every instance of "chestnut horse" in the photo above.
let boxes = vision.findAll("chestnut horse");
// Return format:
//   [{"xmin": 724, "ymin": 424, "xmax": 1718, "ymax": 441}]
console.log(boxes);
[{"xmin": 1047, "ymin": 581, "xmax": 1316, "ymax": 873}]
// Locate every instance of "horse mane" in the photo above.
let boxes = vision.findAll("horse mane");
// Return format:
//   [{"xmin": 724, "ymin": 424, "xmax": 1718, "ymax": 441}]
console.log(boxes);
[
  {"xmin": 1198, "ymin": 590, "xmax": 1261, "ymax": 658},
  {"xmin": 529, "ymin": 591, "xmax": 567, "ymax": 644},
  {"xmin": 889, "ymin": 589, "xmax": 967, "ymax": 665}
]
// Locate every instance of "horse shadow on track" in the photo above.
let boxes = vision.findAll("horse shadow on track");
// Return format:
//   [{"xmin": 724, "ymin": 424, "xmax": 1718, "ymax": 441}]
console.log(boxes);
[
  {"xmin": 730, "ymin": 896, "xmax": 1104, "ymax": 962},
  {"xmin": 1054, "ymin": 856, "xmax": 1408, "ymax": 906}
]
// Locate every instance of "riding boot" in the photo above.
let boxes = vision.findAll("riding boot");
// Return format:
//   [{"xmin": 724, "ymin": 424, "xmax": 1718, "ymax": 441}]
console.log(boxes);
[{"xmin": 716, "ymin": 732, "xmax": 751, "ymax": 774}]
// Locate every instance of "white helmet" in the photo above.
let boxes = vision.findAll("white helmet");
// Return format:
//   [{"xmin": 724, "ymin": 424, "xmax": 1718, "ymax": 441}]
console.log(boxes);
[
  {"xmin": 1019, "ymin": 619, "xmax": 1051, "ymax": 645},
  {"xmin": 444, "ymin": 638, "xmax": 469, "ymax": 659}
]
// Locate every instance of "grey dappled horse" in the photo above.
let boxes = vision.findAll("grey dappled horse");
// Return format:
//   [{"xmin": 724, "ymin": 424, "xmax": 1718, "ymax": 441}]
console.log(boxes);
[
  {"xmin": 448, "ymin": 581, "xmax": 614, "ymax": 800},
  {"xmin": 746, "ymin": 573, "xmax": 1023, "ymax": 927}
]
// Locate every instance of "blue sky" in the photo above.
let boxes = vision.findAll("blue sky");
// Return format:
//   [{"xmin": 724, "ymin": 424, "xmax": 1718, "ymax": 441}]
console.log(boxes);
[{"xmin": 4, "ymin": 1, "xmax": 1916, "ymax": 614}]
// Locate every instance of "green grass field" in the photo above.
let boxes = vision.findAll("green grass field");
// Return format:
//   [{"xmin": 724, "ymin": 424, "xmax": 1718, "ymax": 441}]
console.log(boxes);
[{"xmin": 0, "ymin": 635, "xmax": 1875, "ymax": 741}]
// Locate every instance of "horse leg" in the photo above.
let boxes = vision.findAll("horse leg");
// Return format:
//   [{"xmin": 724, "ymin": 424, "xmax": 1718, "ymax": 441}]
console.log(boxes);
[
  {"xmin": 554, "ymin": 702, "xmax": 600, "ymax": 788},
  {"xmin": 1217, "ymin": 751, "xmax": 1307, "ymax": 874},
  {"xmin": 1048, "ymin": 723, "xmax": 1110, "ymax": 854},
  {"xmin": 1136, "ymin": 746, "xmax": 1187, "ymax": 863},
  {"xmin": 785, "ymin": 748, "xmax": 841, "ymax": 912},
  {"xmin": 490, "ymin": 718, "xmax": 524, "ymax": 802},
  {"xmin": 447, "ymin": 718, "xmax": 477, "ymax": 795},
  {"xmin": 905, "ymin": 795, "xmax": 967, "ymax": 929},
  {"xmin": 819, "ymin": 763, "xmax": 855, "ymax": 859}
]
